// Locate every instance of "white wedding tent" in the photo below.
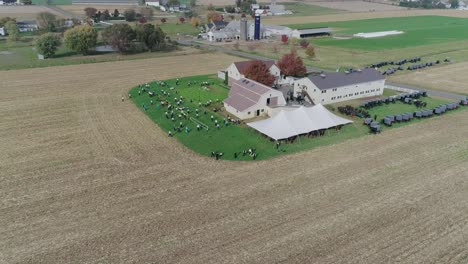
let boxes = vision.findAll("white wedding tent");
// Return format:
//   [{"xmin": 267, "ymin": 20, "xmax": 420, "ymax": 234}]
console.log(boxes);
[{"xmin": 247, "ymin": 104, "xmax": 353, "ymax": 140}]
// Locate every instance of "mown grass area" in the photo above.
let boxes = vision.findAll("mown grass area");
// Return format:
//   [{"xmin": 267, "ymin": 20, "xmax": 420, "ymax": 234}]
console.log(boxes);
[
  {"xmin": 32, "ymin": 0, "xmax": 72, "ymax": 5},
  {"xmin": 288, "ymin": 16, "xmax": 468, "ymax": 51},
  {"xmin": 129, "ymin": 74, "xmax": 376, "ymax": 160},
  {"xmin": 158, "ymin": 22, "xmax": 200, "ymax": 36}
]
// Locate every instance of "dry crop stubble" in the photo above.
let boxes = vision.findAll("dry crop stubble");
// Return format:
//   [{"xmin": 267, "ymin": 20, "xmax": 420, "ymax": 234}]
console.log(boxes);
[{"xmin": 0, "ymin": 53, "xmax": 467, "ymax": 263}]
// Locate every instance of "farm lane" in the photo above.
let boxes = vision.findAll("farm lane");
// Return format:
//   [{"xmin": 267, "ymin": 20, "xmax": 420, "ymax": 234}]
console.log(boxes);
[{"xmin": 1, "ymin": 53, "xmax": 468, "ymax": 263}]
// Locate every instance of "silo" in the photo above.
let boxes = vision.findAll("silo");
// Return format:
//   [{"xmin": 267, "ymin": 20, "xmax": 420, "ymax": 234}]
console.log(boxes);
[
  {"xmin": 254, "ymin": 15, "xmax": 260, "ymax": 40},
  {"xmin": 240, "ymin": 18, "xmax": 248, "ymax": 41}
]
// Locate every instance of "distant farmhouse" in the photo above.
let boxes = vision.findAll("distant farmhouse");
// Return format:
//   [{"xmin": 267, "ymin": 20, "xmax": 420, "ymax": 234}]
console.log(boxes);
[
  {"xmin": 146, "ymin": 0, "xmax": 160, "ymax": 7},
  {"xmin": 0, "ymin": 20, "xmax": 38, "ymax": 36},
  {"xmin": 224, "ymin": 78, "xmax": 286, "ymax": 119},
  {"xmin": 206, "ymin": 18, "xmax": 295, "ymax": 42},
  {"xmin": 16, "ymin": 20, "xmax": 38, "ymax": 32},
  {"xmin": 294, "ymin": 68, "xmax": 386, "ymax": 105},
  {"xmin": 203, "ymin": 21, "xmax": 229, "ymax": 33},
  {"xmin": 226, "ymin": 60, "xmax": 281, "ymax": 85},
  {"xmin": 0, "ymin": 0, "xmax": 19, "ymax": 5}
]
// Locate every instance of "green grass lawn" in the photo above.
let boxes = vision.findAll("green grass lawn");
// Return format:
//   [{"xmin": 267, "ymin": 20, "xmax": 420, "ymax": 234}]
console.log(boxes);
[
  {"xmin": 158, "ymin": 22, "xmax": 200, "ymax": 36},
  {"xmin": 288, "ymin": 16, "xmax": 468, "ymax": 51},
  {"xmin": 32, "ymin": 0, "xmax": 72, "ymax": 5}
]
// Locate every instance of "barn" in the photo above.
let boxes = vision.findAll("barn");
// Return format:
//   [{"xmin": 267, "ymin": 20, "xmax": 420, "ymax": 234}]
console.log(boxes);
[
  {"xmin": 293, "ymin": 68, "xmax": 386, "ymax": 105},
  {"xmin": 226, "ymin": 60, "xmax": 281, "ymax": 85},
  {"xmin": 291, "ymin": 27, "xmax": 331, "ymax": 38},
  {"xmin": 224, "ymin": 78, "xmax": 286, "ymax": 120}
]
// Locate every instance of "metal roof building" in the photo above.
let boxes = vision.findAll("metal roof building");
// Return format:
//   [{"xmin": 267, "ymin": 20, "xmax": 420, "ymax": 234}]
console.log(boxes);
[{"xmin": 291, "ymin": 27, "xmax": 332, "ymax": 38}]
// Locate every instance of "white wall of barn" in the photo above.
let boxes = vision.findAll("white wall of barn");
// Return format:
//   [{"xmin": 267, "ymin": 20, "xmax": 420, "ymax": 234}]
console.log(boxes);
[{"xmin": 294, "ymin": 78, "xmax": 385, "ymax": 105}]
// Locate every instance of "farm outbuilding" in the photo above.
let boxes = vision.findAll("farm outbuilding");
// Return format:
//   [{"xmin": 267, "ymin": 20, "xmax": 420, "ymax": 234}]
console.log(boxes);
[
  {"xmin": 247, "ymin": 104, "xmax": 352, "ymax": 140},
  {"xmin": 224, "ymin": 78, "xmax": 286, "ymax": 120},
  {"xmin": 294, "ymin": 68, "xmax": 385, "ymax": 105},
  {"xmin": 291, "ymin": 27, "xmax": 332, "ymax": 38}
]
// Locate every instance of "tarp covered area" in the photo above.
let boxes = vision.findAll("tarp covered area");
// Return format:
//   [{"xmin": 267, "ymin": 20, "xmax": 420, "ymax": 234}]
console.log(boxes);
[{"xmin": 247, "ymin": 104, "xmax": 353, "ymax": 140}]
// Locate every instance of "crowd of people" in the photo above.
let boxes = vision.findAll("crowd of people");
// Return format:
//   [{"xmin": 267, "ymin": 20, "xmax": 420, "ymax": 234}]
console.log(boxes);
[{"xmin": 128, "ymin": 78, "xmax": 269, "ymax": 161}]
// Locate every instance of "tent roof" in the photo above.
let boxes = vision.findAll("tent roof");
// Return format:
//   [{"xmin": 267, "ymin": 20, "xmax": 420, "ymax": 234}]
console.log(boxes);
[{"xmin": 247, "ymin": 104, "xmax": 352, "ymax": 140}]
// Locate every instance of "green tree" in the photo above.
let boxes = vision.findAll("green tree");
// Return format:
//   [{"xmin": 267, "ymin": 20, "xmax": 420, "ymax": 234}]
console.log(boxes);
[
  {"xmin": 190, "ymin": 0, "xmax": 196, "ymax": 7},
  {"xmin": 20, "ymin": 0, "xmax": 32, "ymax": 5},
  {"xmin": 113, "ymin": 9, "xmax": 120, "ymax": 18},
  {"xmin": 84, "ymin": 7, "xmax": 98, "ymax": 18},
  {"xmin": 136, "ymin": 23, "xmax": 166, "ymax": 51},
  {"xmin": 305, "ymin": 45, "xmax": 315, "ymax": 58},
  {"xmin": 123, "ymin": 9, "xmax": 137, "ymax": 21},
  {"xmin": 64, "ymin": 25, "xmax": 97, "ymax": 55},
  {"xmin": 35, "ymin": 33, "xmax": 61, "ymax": 58},
  {"xmin": 102, "ymin": 24, "xmax": 135, "ymax": 53},
  {"xmin": 450, "ymin": 0, "xmax": 459, "ymax": 8},
  {"xmin": 5, "ymin": 21, "xmax": 19, "ymax": 46},
  {"xmin": 167, "ymin": 0, "xmax": 180, "ymax": 6},
  {"xmin": 36, "ymin": 12, "xmax": 57, "ymax": 32},
  {"xmin": 0, "ymin": 17, "xmax": 16, "ymax": 28}
]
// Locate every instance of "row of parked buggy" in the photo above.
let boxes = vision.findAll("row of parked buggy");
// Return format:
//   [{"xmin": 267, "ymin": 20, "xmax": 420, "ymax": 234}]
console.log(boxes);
[
  {"xmin": 370, "ymin": 57, "xmax": 422, "ymax": 68},
  {"xmin": 337, "ymin": 105, "xmax": 370, "ymax": 118},
  {"xmin": 382, "ymin": 102, "xmax": 461, "ymax": 126},
  {"xmin": 361, "ymin": 91, "xmax": 427, "ymax": 109}
]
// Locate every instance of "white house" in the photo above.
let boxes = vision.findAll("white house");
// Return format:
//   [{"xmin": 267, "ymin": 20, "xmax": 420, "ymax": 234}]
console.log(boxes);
[
  {"xmin": 0, "ymin": 27, "xmax": 5, "ymax": 36},
  {"xmin": 224, "ymin": 78, "xmax": 286, "ymax": 120},
  {"xmin": 226, "ymin": 60, "xmax": 281, "ymax": 85},
  {"xmin": 146, "ymin": 0, "xmax": 159, "ymax": 7},
  {"xmin": 293, "ymin": 68, "xmax": 386, "ymax": 105}
]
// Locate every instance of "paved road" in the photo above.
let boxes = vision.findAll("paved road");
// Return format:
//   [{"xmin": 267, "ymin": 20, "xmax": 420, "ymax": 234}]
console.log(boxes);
[{"xmin": 178, "ymin": 39, "xmax": 466, "ymax": 101}]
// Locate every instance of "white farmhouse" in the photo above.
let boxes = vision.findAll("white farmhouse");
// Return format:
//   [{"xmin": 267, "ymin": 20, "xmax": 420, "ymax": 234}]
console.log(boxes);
[
  {"xmin": 293, "ymin": 68, "xmax": 386, "ymax": 105},
  {"xmin": 146, "ymin": 0, "xmax": 160, "ymax": 7},
  {"xmin": 224, "ymin": 78, "xmax": 286, "ymax": 120},
  {"xmin": 226, "ymin": 60, "xmax": 281, "ymax": 85}
]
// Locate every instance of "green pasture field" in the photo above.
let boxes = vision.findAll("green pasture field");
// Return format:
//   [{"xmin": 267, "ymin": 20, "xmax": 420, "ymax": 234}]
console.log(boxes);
[
  {"xmin": 158, "ymin": 22, "xmax": 200, "ymax": 36},
  {"xmin": 288, "ymin": 16, "xmax": 468, "ymax": 50},
  {"xmin": 278, "ymin": 2, "xmax": 341, "ymax": 16},
  {"xmin": 129, "ymin": 76, "xmax": 465, "ymax": 160}
]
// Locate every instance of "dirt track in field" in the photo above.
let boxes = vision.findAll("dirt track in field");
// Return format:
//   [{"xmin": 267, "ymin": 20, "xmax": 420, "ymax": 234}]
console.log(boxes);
[
  {"xmin": 1, "ymin": 53, "xmax": 468, "ymax": 263},
  {"xmin": 263, "ymin": 9, "xmax": 468, "ymax": 24},
  {"xmin": 390, "ymin": 62, "xmax": 468, "ymax": 95},
  {"xmin": 0, "ymin": 5, "xmax": 64, "ymax": 19}
]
